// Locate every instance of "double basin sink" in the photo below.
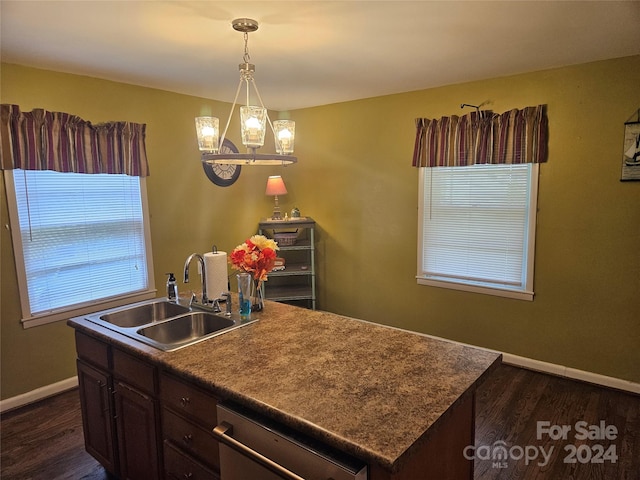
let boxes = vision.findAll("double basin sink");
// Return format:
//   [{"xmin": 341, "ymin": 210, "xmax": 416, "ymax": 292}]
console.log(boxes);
[{"xmin": 85, "ymin": 298, "xmax": 257, "ymax": 351}]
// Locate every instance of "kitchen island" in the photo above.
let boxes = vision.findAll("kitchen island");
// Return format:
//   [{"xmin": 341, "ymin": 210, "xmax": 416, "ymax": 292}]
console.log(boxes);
[{"xmin": 68, "ymin": 298, "xmax": 501, "ymax": 479}]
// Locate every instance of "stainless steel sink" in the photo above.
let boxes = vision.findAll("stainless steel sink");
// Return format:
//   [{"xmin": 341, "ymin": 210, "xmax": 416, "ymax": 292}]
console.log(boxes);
[
  {"xmin": 137, "ymin": 312, "xmax": 234, "ymax": 349},
  {"xmin": 100, "ymin": 300, "xmax": 190, "ymax": 327},
  {"xmin": 84, "ymin": 298, "xmax": 258, "ymax": 351}
]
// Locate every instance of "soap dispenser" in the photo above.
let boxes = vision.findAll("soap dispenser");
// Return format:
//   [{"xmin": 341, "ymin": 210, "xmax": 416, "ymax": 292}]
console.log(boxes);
[{"xmin": 166, "ymin": 272, "xmax": 178, "ymax": 302}]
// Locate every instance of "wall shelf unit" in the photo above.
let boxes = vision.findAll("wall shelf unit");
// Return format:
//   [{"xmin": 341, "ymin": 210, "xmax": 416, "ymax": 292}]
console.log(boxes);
[{"xmin": 259, "ymin": 217, "xmax": 316, "ymax": 310}]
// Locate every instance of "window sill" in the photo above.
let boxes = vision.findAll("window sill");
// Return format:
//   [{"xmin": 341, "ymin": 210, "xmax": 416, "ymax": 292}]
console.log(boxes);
[
  {"xmin": 21, "ymin": 290, "xmax": 157, "ymax": 329},
  {"xmin": 417, "ymin": 277, "xmax": 534, "ymax": 301}
]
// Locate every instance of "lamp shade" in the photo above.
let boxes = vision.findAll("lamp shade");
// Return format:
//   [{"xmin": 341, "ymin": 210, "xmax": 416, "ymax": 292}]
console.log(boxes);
[{"xmin": 265, "ymin": 176, "xmax": 287, "ymax": 196}]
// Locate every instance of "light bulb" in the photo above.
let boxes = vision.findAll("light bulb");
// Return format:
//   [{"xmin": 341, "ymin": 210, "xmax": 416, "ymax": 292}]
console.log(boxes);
[
  {"xmin": 245, "ymin": 116, "xmax": 261, "ymax": 130},
  {"xmin": 278, "ymin": 129, "xmax": 292, "ymax": 140}
]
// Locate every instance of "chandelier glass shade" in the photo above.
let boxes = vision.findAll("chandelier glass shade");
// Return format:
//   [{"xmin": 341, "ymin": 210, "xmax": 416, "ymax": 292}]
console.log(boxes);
[
  {"xmin": 195, "ymin": 116, "xmax": 219, "ymax": 152},
  {"xmin": 273, "ymin": 120, "xmax": 295, "ymax": 155},
  {"xmin": 196, "ymin": 18, "xmax": 297, "ymax": 166}
]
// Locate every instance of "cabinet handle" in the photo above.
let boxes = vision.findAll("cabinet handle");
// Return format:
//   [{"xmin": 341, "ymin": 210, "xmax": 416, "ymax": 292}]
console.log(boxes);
[
  {"xmin": 97, "ymin": 380, "xmax": 107, "ymax": 418},
  {"xmin": 182, "ymin": 434, "xmax": 193, "ymax": 445},
  {"xmin": 180, "ymin": 396, "xmax": 190, "ymax": 407},
  {"xmin": 182, "ymin": 473, "xmax": 193, "ymax": 480},
  {"xmin": 213, "ymin": 422, "xmax": 305, "ymax": 480}
]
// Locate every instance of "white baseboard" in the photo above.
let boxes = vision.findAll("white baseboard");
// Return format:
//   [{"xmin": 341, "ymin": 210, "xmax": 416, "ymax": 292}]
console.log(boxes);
[
  {"xmin": 502, "ymin": 353, "xmax": 640, "ymax": 395},
  {"xmin": 0, "ymin": 376, "xmax": 78, "ymax": 414}
]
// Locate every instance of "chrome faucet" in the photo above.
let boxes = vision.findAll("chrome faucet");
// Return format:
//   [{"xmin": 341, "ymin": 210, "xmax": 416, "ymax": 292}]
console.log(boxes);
[
  {"xmin": 221, "ymin": 292, "xmax": 232, "ymax": 316},
  {"xmin": 183, "ymin": 253, "xmax": 209, "ymax": 305}
]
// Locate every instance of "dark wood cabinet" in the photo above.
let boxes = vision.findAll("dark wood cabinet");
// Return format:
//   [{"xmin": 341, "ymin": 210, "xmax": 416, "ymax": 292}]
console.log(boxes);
[
  {"xmin": 76, "ymin": 359, "xmax": 117, "ymax": 473},
  {"xmin": 160, "ymin": 373, "xmax": 220, "ymax": 479},
  {"xmin": 75, "ymin": 331, "xmax": 220, "ymax": 480},
  {"xmin": 75, "ymin": 331, "xmax": 161, "ymax": 480},
  {"xmin": 164, "ymin": 440, "xmax": 218, "ymax": 480},
  {"xmin": 114, "ymin": 380, "xmax": 160, "ymax": 479}
]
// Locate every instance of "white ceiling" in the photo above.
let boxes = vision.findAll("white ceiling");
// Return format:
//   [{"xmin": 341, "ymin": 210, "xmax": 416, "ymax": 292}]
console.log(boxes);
[{"xmin": 2, "ymin": 1, "xmax": 639, "ymax": 111}]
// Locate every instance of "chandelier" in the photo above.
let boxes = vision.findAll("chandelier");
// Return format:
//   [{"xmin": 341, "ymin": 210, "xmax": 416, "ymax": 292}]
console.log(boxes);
[{"xmin": 195, "ymin": 18, "xmax": 297, "ymax": 166}]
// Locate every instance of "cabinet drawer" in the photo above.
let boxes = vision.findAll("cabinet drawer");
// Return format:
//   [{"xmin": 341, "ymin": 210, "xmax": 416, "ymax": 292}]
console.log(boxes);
[
  {"xmin": 160, "ymin": 373, "xmax": 218, "ymax": 429},
  {"xmin": 76, "ymin": 331, "xmax": 110, "ymax": 370},
  {"xmin": 112, "ymin": 348, "xmax": 156, "ymax": 394},
  {"xmin": 164, "ymin": 440, "xmax": 218, "ymax": 480},
  {"xmin": 163, "ymin": 408, "xmax": 219, "ymax": 471}
]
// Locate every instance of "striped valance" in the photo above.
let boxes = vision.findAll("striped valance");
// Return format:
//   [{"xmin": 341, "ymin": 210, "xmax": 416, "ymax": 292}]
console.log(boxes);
[
  {"xmin": 412, "ymin": 105, "xmax": 548, "ymax": 167},
  {"xmin": 0, "ymin": 104, "xmax": 149, "ymax": 176}
]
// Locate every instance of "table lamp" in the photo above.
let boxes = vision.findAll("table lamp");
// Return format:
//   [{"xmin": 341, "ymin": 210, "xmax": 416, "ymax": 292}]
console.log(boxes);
[{"xmin": 265, "ymin": 175, "xmax": 288, "ymax": 220}]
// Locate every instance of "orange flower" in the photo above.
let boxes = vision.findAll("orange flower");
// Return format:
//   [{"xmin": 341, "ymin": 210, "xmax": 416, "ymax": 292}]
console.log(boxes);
[{"xmin": 229, "ymin": 235, "xmax": 279, "ymax": 281}]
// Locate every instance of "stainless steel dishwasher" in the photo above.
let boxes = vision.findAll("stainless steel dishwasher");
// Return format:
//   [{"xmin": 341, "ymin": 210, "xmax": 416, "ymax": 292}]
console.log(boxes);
[{"xmin": 213, "ymin": 403, "xmax": 368, "ymax": 480}]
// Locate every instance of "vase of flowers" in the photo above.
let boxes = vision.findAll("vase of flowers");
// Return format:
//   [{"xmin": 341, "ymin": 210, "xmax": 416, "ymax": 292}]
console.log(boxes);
[{"xmin": 230, "ymin": 235, "xmax": 279, "ymax": 312}]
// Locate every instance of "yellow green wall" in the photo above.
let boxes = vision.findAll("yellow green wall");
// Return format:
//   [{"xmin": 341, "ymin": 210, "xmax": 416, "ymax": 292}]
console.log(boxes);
[{"xmin": 2, "ymin": 56, "xmax": 639, "ymax": 400}]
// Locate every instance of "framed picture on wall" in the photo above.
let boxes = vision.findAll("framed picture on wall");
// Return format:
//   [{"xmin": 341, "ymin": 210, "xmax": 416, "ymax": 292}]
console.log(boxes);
[{"xmin": 621, "ymin": 121, "xmax": 640, "ymax": 181}]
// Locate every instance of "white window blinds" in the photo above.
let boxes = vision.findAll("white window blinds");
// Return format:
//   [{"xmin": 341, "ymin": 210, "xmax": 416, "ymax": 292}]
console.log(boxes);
[
  {"xmin": 11, "ymin": 169, "xmax": 151, "ymax": 316},
  {"xmin": 418, "ymin": 163, "xmax": 537, "ymax": 298}
]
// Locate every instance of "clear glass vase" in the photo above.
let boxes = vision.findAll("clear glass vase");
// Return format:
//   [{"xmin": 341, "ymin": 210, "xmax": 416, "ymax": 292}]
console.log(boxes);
[
  {"xmin": 237, "ymin": 273, "xmax": 252, "ymax": 318},
  {"xmin": 251, "ymin": 279, "xmax": 264, "ymax": 312}
]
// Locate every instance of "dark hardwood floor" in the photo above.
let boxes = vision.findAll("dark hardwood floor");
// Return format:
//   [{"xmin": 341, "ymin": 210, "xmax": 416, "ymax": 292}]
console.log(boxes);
[
  {"xmin": 474, "ymin": 365, "xmax": 639, "ymax": 480},
  {"xmin": 1, "ymin": 364, "xmax": 638, "ymax": 479},
  {"xmin": 0, "ymin": 385, "xmax": 109, "ymax": 480}
]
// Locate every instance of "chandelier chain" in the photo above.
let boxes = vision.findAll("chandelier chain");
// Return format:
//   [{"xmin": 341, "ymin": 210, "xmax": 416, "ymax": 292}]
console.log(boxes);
[{"xmin": 243, "ymin": 32, "xmax": 251, "ymax": 64}]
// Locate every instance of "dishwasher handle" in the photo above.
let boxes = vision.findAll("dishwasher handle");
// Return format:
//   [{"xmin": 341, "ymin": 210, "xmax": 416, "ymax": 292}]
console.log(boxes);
[{"xmin": 213, "ymin": 421, "xmax": 306, "ymax": 480}]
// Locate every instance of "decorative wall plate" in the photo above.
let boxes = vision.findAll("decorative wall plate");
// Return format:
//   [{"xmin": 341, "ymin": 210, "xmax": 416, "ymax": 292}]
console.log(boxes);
[{"xmin": 202, "ymin": 138, "xmax": 241, "ymax": 186}]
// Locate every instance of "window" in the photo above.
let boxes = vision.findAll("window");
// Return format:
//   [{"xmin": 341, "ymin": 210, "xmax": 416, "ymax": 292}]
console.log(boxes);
[
  {"xmin": 6, "ymin": 169, "xmax": 155, "ymax": 327},
  {"xmin": 417, "ymin": 163, "xmax": 538, "ymax": 300}
]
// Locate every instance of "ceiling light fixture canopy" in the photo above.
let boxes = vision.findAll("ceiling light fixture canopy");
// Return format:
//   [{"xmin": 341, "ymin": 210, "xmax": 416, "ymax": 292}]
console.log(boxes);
[{"xmin": 196, "ymin": 18, "xmax": 297, "ymax": 166}]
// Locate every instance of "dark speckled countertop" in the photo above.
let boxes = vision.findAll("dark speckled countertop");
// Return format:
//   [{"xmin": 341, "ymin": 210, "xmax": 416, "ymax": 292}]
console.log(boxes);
[{"xmin": 68, "ymin": 298, "xmax": 501, "ymax": 473}]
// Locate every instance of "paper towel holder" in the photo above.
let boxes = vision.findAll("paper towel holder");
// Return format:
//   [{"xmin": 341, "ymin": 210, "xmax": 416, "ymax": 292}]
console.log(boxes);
[{"xmin": 212, "ymin": 245, "xmax": 218, "ymax": 254}]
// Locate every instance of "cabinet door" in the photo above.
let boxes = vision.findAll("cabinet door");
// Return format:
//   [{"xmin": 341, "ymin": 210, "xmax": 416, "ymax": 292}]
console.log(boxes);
[
  {"xmin": 76, "ymin": 360, "xmax": 117, "ymax": 473},
  {"xmin": 114, "ymin": 381, "xmax": 160, "ymax": 480}
]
